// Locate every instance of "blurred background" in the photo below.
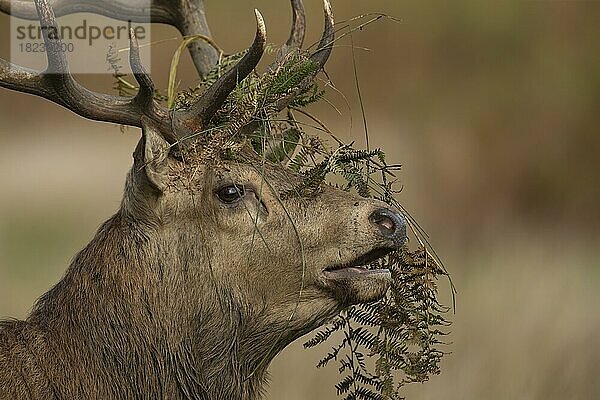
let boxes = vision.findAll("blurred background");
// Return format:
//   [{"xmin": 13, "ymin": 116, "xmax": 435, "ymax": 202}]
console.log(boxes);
[{"xmin": 1, "ymin": 1, "xmax": 599, "ymax": 399}]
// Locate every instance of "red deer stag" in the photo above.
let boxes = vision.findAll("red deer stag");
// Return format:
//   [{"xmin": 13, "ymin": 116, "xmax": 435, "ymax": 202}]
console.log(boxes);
[{"xmin": 0, "ymin": 0, "xmax": 406, "ymax": 398}]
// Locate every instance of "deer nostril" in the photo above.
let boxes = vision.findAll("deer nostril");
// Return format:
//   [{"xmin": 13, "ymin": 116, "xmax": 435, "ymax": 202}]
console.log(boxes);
[
  {"xmin": 375, "ymin": 215, "xmax": 396, "ymax": 234},
  {"xmin": 369, "ymin": 208, "xmax": 407, "ymax": 244}
]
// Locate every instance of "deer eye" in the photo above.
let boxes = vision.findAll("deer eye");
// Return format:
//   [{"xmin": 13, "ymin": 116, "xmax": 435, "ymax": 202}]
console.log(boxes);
[{"xmin": 216, "ymin": 184, "xmax": 246, "ymax": 204}]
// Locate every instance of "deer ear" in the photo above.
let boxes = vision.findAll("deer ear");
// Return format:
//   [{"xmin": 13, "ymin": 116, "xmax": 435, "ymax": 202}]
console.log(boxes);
[{"xmin": 136, "ymin": 118, "xmax": 171, "ymax": 192}]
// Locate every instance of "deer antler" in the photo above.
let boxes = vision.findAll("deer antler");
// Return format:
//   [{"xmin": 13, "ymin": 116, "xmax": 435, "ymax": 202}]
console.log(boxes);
[
  {"xmin": 0, "ymin": 0, "xmax": 174, "ymax": 133},
  {"xmin": 0, "ymin": 0, "xmax": 332, "ymax": 145},
  {"xmin": 0, "ymin": 0, "xmax": 218, "ymax": 77},
  {"xmin": 278, "ymin": 0, "xmax": 306, "ymax": 60},
  {"xmin": 0, "ymin": 0, "xmax": 271, "ymax": 144},
  {"xmin": 275, "ymin": 0, "xmax": 334, "ymax": 112},
  {"xmin": 234, "ymin": 0, "xmax": 334, "ymax": 139},
  {"xmin": 310, "ymin": 0, "xmax": 335, "ymax": 73},
  {"xmin": 176, "ymin": 10, "xmax": 267, "ymax": 133}
]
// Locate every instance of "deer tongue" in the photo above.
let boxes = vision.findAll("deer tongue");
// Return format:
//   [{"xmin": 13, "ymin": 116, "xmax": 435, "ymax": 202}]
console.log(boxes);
[{"xmin": 323, "ymin": 267, "xmax": 387, "ymax": 278}]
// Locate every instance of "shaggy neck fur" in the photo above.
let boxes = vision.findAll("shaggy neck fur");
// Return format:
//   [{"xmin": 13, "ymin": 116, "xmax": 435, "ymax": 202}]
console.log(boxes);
[
  {"xmin": 0, "ymin": 154, "xmax": 331, "ymax": 400},
  {"xmin": 1, "ymin": 210, "xmax": 289, "ymax": 400}
]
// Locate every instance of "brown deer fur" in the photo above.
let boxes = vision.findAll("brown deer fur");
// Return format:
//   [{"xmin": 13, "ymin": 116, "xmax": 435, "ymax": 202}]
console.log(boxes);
[
  {"xmin": 0, "ymin": 123, "xmax": 396, "ymax": 399},
  {"xmin": 0, "ymin": 1, "xmax": 406, "ymax": 397}
]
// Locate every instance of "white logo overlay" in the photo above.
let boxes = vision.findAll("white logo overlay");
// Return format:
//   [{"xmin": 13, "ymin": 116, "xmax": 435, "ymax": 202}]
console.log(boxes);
[{"xmin": 10, "ymin": 1, "xmax": 152, "ymax": 75}]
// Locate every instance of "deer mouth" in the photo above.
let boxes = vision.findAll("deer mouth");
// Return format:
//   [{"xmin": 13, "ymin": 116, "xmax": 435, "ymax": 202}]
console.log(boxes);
[
  {"xmin": 321, "ymin": 247, "xmax": 393, "ymax": 304},
  {"xmin": 323, "ymin": 247, "xmax": 394, "ymax": 278}
]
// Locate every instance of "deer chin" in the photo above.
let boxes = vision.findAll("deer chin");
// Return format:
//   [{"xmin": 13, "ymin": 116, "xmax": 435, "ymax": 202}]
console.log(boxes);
[{"xmin": 321, "ymin": 247, "xmax": 393, "ymax": 305}]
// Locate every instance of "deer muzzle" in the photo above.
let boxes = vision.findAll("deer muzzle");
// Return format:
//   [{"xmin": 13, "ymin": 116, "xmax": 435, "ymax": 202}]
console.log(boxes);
[{"xmin": 320, "ymin": 207, "xmax": 407, "ymax": 305}]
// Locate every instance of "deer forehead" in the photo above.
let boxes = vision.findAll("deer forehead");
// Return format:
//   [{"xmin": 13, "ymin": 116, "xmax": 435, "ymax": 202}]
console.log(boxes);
[{"xmin": 165, "ymin": 159, "xmax": 311, "ymax": 196}]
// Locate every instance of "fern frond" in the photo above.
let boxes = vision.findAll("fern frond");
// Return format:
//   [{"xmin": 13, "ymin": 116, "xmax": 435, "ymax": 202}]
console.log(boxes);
[{"xmin": 304, "ymin": 316, "xmax": 346, "ymax": 349}]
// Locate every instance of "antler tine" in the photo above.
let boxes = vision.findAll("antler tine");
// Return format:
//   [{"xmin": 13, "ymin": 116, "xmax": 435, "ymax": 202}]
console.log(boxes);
[
  {"xmin": 286, "ymin": 0, "xmax": 306, "ymax": 49},
  {"xmin": 0, "ymin": 0, "xmax": 218, "ymax": 78},
  {"xmin": 271, "ymin": 0, "xmax": 334, "ymax": 113},
  {"xmin": 311, "ymin": 0, "xmax": 335, "ymax": 69},
  {"xmin": 0, "ymin": 0, "xmax": 171, "ymax": 133},
  {"xmin": 176, "ymin": 10, "xmax": 267, "ymax": 133},
  {"xmin": 272, "ymin": 0, "xmax": 306, "ymax": 67},
  {"xmin": 129, "ymin": 29, "xmax": 182, "ymax": 144},
  {"xmin": 129, "ymin": 29, "xmax": 155, "ymax": 110},
  {"xmin": 237, "ymin": 0, "xmax": 335, "ymax": 138},
  {"xmin": 33, "ymin": 0, "xmax": 67, "ymax": 74}
]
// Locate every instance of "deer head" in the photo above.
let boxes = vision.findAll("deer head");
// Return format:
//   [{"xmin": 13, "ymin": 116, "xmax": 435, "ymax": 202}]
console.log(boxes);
[{"xmin": 0, "ymin": 1, "xmax": 407, "ymax": 398}]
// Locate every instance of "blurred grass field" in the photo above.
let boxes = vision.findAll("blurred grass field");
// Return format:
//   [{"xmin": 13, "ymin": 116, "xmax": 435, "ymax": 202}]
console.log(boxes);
[{"xmin": 1, "ymin": 0, "xmax": 599, "ymax": 399}]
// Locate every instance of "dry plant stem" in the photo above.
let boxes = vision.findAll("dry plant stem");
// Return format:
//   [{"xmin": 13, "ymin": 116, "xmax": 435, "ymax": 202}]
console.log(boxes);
[
  {"xmin": 167, "ymin": 34, "xmax": 225, "ymax": 109},
  {"xmin": 290, "ymin": 107, "xmax": 341, "ymax": 143},
  {"xmin": 349, "ymin": 29, "xmax": 371, "ymax": 188}
]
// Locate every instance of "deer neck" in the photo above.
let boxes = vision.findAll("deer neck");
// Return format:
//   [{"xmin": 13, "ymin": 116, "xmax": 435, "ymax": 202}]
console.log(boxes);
[{"xmin": 27, "ymin": 212, "xmax": 281, "ymax": 400}]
